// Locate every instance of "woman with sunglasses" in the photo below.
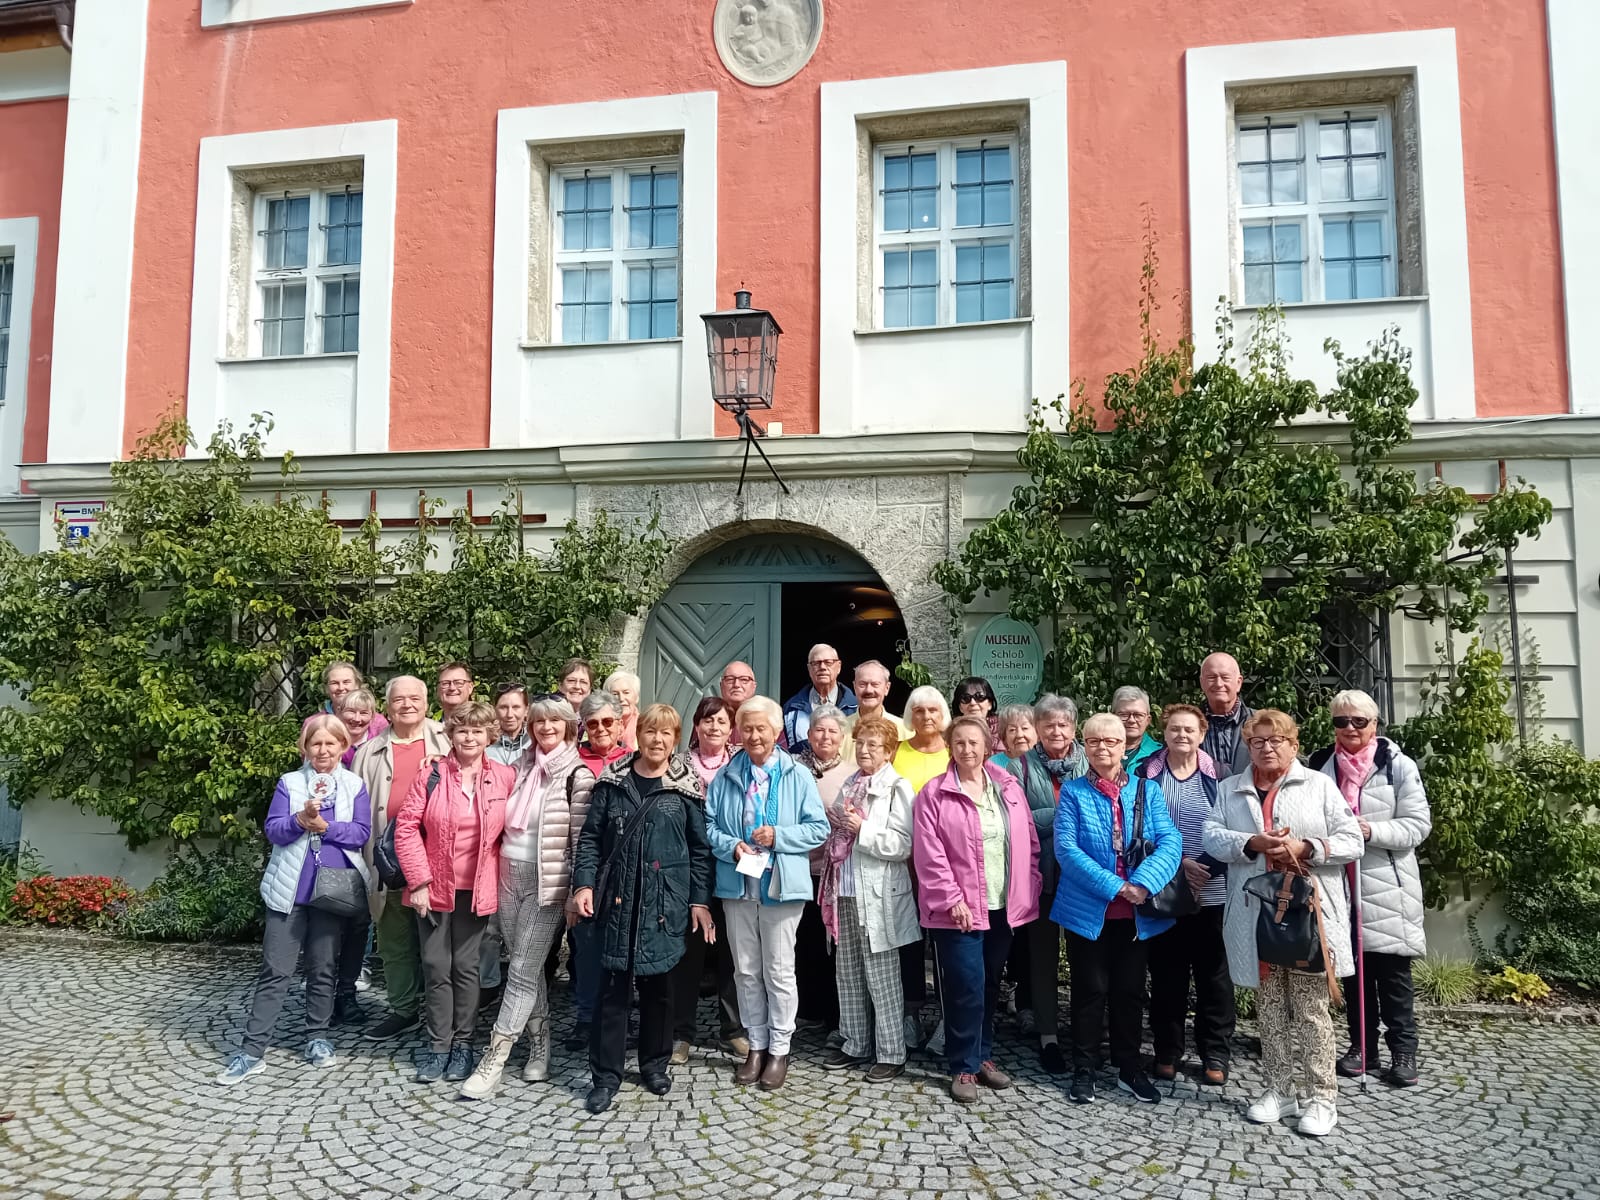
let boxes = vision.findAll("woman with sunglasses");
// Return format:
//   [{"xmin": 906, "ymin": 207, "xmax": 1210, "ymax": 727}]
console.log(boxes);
[
  {"xmin": 1307, "ymin": 690, "xmax": 1431, "ymax": 1089},
  {"xmin": 567, "ymin": 690, "xmax": 631, "ymax": 1048},
  {"xmin": 952, "ymin": 677, "xmax": 1002, "ymax": 754}
]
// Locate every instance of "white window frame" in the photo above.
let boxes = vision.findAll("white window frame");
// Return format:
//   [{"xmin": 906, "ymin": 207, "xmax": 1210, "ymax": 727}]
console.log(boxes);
[
  {"xmin": 248, "ymin": 185, "xmax": 365, "ymax": 358},
  {"xmin": 200, "ymin": 0, "xmax": 411, "ymax": 28},
  {"xmin": 871, "ymin": 136, "xmax": 1018, "ymax": 329},
  {"xmin": 0, "ymin": 218, "xmax": 37, "ymax": 496},
  {"xmin": 549, "ymin": 157, "xmax": 682, "ymax": 344},
  {"xmin": 1234, "ymin": 107, "xmax": 1396, "ymax": 306}
]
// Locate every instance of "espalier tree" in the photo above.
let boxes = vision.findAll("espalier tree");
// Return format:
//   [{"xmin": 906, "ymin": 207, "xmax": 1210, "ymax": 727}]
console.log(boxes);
[{"xmin": 0, "ymin": 415, "xmax": 670, "ymax": 847}]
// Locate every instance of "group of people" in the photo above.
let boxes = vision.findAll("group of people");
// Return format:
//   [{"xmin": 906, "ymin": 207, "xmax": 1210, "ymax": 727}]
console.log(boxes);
[{"xmin": 220, "ymin": 647, "xmax": 1433, "ymax": 1140}]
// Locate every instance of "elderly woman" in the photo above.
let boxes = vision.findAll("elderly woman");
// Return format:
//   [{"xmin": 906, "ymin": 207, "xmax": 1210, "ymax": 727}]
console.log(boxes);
[
  {"xmin": 458, "ymin": 695, "xmax": 594, "ymax": 1099},
  {"xmin": 393, "ymin": 701, "xmax": 516, "ymax": 1085},
  {"xmin": 218, "ymin": 715, "xmax": 372, "ymax": 1084},
  {"xmin": 687, "ymin": 696, "xmax": 736, "ymax": 791},
  {"xmin": 1052, "ymin": 712, "xmax": 1181, "ymax": 1105},
  {"xmin": 1204, "ymin": 710, "xmax": 1364, "ymax": 1138},
  {"xmin": 557, "ymin": 657, "xmax": 594, "ymax": 709},
  {"xmin": 486, "ymin": 682, "xmax": 531, "ymax": 766},
  {"xmin": 1008, "ymin": 693, "xmax": 1088, "ymax": 1074},
  {"xmin": 603, "ymin": 669, "xmax": 641, "ymax": 750},
  {"xmin": 914, "ymin": 714, "xmax": 1040, "ymax": 1102},
  {"xmin": 311, "ymin": 661, "xmax": 390, "ymax": 737},
  {"xmin": 894, "ymin": 684, "xmax": 952, "ymax": 794},
  {"xmin": 795, "ymin": 703, "xmax": 851, "ymax": 1033},
  {"xmin": 1142, "ymin": 702, "xmax": 1233, "ymax": 1085},
  {"xmin": 571, "ymin": 704, "xmax": 715, "ymax": 1114},
  {"xmin": 705, "ymin": 696, "xmax": 828, "ymax": 1092},
  {"xmin": 990, "ymin": 703, "xmax": 1037, "ymax": 773},
  {"xmin": 1308, "ymin": 689, "xmax": 1432, "ymax": 1088},
  {"xmin": 1111, "ymin": 685, "xmax": 1161, "ymax": 774},
  {"xmin": 567, "ymin": 689, "xmax": 632, "ymax": 1048},
  {"xmin": 953, "ymin": 676, "xmax": 1003, "ymax": 753},
  {"xmin": 817, "ymin": 715, "xmax": 918, "ymax": 1080},
  {"xmin": 333, "ymin": 688, "xmax": 380, "ymax": 768}
]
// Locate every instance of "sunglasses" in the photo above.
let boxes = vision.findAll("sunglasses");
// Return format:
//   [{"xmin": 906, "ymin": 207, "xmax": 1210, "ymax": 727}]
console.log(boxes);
[
  {"xmin": 958, "ymin": 692, "xmax": 990, "ymax": 704},
  {"xmin": 585, "ymin": 716, "xmax": 618, "ymax": 730},
  {"xmin": 1333, "ymin": 715, "xmax": 1374, "ymax": 730}
]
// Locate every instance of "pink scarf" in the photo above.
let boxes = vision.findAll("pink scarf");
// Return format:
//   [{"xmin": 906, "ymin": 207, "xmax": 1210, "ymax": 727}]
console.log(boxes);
[
  {"xmin": 1335, "ymin": 740, "xmax": 1378, "ymax": 814},
  {"xmin": 505, "ymin": 747, "xmax": 552, "ymax": 834},
  {"xmin": 819, "ymin": 771, "xmax": 873, "ymax": 945}
]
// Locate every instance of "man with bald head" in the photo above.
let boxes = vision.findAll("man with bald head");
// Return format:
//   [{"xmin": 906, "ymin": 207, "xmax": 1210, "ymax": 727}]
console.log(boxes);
[
  {"xmin": 1198, "ymin": 652, "xmax": 1254, "ymax": 778},
  {"xmin": 719, "ymin": 661, "xmax": 758, "ymax": 747},
  {"xmin": 781, "ymin": 642, "xmax": 859, "ymax": 753}
]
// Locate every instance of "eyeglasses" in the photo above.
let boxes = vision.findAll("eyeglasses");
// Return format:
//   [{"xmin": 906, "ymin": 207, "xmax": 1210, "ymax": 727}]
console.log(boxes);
[
  {"xmin": 808, "ymin": 658, "xmax": 840, "ymax": 667},
  {"xmin": 721, "ymin": 673, "xmax": 755, "ymax": 685},
  {"xmin": 440, "ymin": 678, "xmax": 471, "ymax": 690},
  {"xmin": 1247, "ymin": 736, "xmax": 1294, "ymax": 750},
  {"xmin": 1332, "ymin": 715, "xmax": 1374, "ymax": 730},
  {"xmin": 585, "ymin": 716, "xmax": 618, "ymax": 731},
  {"xmin": 1115, "ymin": 710, "xmax": 1150, "ymax": 722},
  {"xmin": 1084, "ymin": 737, "xmax": 1124, "ymax": 749}
]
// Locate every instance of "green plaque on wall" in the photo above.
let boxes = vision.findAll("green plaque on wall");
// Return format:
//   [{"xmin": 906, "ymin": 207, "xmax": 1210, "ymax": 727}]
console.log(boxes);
[{"xmin": 970, "ymin": 615, "xmax": 1044, "ymax": 706}]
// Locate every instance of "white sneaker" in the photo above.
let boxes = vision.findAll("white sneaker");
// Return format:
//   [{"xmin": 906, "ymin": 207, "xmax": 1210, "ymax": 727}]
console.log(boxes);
[
  {"xmin": 1245, "ymin": 1089, "xmax": 1300, "ymax": 1124},
  {"xmin": 1297, "ymin": 1099, "xmax": 1337, "ymax": 1137}
]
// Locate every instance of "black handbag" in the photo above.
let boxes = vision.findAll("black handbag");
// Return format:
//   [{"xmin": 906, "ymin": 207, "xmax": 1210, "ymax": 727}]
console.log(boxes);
[
  {"xmin": 1243, "ymin": 868, "xmax": 1324, "ymax": 971},
  {"xmin": 307, "ymin": 837, "xmax": 368, "ymax": 919},
  {"xmin": 1126, "ymin": 778, "xmax": 1199, "ymax": 920},
  {"xmin": 375, "ymin": 765, "xmax": 440, "ymax": 891}
]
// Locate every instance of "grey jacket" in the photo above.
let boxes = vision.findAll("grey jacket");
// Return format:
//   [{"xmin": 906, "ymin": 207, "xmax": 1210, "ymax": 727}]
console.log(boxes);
[
  {"xmin": 351, "ymin": 720, "xmax": 450, "ymax": 916},
  {"xmin": 1204, "ymin": 760, "xmax": 1365, "ymax": 986},
  {"xmin": 1308, "ymin": 738, "xmax": 1432, "ymax": 958}
]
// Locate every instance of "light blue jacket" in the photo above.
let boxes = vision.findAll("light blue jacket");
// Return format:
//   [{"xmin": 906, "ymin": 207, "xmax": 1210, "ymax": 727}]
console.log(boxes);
[
  {"xmin": 1049, "ymin": 772, "xmax": 1182, "ymax": 941},
  {"xmin": 705, "ymin": 747, "xmax": 828, "ymax": 904}
]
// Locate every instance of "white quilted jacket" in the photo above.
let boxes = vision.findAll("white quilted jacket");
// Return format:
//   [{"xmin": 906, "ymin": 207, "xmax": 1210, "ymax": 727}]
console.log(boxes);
[{"xmin": 1309, "ymin": 737, "xmax": 1432, "ymax": 958}]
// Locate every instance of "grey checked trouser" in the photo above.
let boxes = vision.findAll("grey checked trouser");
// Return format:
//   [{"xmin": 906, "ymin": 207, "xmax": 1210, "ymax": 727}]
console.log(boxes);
[
  {"xmin": 834, "ymin": 896, "xmax": 906, "ymax": 1065},
  {"xmin": 493, "ymin": 856, "xmax": 569, "ymax": 1038}
]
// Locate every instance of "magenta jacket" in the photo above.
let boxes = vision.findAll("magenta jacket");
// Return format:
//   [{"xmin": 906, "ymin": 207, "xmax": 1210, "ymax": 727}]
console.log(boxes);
[
  {"xmin": 392, "ymin": 753, "xmax": 515, "ymax": 915},
  {"xmin": 913, "ymin": 761, "xmax": 1042, "ymax": 931}
]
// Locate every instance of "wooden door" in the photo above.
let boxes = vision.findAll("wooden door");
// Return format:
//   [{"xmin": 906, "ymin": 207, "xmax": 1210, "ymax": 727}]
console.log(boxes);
[{"xmin": 639, "ymin": 583, "xmax": 780, "ymax": 734}]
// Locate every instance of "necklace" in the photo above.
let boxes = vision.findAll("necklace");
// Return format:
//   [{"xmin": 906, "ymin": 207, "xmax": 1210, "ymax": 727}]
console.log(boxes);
[{"xmin": 694, "ymin": 746, "xmax": 729, "ymax": 772}]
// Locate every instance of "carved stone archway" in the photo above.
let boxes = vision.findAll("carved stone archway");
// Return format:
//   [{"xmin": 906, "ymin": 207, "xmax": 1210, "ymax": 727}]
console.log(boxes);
[{"xmin": 575, "ymin": 473, "xmax": 961, "ymax": 684}]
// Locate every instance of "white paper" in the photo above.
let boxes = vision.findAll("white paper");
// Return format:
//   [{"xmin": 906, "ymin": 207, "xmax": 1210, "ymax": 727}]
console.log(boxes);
[{"xmin": 735, "ymin": 851, "xmax": 771, "ymax": 878}]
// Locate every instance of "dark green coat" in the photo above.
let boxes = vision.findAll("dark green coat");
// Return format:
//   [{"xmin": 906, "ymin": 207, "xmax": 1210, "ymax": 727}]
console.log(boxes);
[{"xmin": 571, "ymin": 752, "xmax": 714, "ymax": 977}]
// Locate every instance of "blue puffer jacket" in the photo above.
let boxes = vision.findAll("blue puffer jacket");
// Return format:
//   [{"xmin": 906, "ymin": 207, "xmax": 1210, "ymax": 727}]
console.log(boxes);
[
  {"xmin": 1050, "ymin": 772, "xmax": 1182, "ymax": 941},
  {"xmin": 705, "ymin": 747, "xmax": 828, "ymax": 904}
]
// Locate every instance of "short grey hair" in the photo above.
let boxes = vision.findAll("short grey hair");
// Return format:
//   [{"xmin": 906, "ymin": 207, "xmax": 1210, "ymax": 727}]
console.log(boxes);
[
  {"xmin": 1110, "ymin": 685, "xmax": 1151, "ymax": 713},
  {"xmin": 735, "ymin": 695, "xmax": 783, "ymax": 732},
  {"xmin": 579, "ymin": 690, "xmax": 620, "ymax": 723},
  {"xmin": 528, "ymin": 693, "xmax": 580, "ymax": 743},
  {"xmin": 1081, "ymin": 712, "xmax": 1125, "ymax": 742},
  {"xmin": 603, "ymin": 670, "xmax": 640, "ymax": 695},
  {"xmin": 996, "ymin": 703, "xmax": 1036, "ymax": 734},
  {"xmin": 809, "ymin": 703, "xmax": 848, "ymax": 733},
  {"xmin": 1329, "ymin": 689, "xmax": 1381, "ymax": 721},
  {"xmin": 384, "ymin": 674, "xmax": 427, "ymax": 705},
  {"xmin": 854, "ymin": 659, "xmax": 890, "ymax": 682},
  {"xmin": 902, "ymin": 685, "xmax": 951, "ymax": 731},
  {"xmin": 1033, "ymin": 693, "xmax": 1078, "ymax": 726}
]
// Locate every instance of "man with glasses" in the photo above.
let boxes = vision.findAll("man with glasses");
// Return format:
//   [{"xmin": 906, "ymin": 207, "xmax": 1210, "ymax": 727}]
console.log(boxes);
[
  {"xmin": 437, "ymin": 661, "xmax": 475, "ymax": 720},
  {"xmin": 719, "ymin": 662, "xmax": 758, "ymax": 748},
  {"xmin": 1110, "ymin": 685, "xmax": 1161, "ymax": 775},
  {"xmin": 1198, "ymin": 652, "xmax": 1254, "ymax": 778},
  {"xmin": 781, "ymin": 643, "xmax": 859, "ymax": 754}
]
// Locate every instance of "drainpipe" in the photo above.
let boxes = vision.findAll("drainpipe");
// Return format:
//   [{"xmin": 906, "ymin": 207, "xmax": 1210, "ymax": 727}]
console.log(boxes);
[{"xmin": 54, "ymin": 3, "xmax": 72, "ymax": 52}]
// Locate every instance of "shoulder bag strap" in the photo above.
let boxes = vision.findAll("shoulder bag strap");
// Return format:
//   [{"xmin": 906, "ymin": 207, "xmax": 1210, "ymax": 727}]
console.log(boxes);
[
  {"xmin": 1131, "ymin": 776, "xmax": 1147, "ymax": 843},
  {"xmin": 1306, "ymin": 874, "xmax": 1342, "ymax": 1004},
  {"xmin": 593, "ymin": 784, "xmax": 667, "ymax": 901}
]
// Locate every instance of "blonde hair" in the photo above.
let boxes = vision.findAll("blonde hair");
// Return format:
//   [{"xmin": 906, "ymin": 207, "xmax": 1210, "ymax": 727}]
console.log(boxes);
[
  {"xmin": 1243, "ymin": 708, "xmax": 1300, "ymax": 742},
  {"xmin": 300, "ymin": 713, "xmax": 352, "ymax": 755},
  {"xmin": 637, "ymin": 702, "xmax": 682, "ymax": 742},
  {"xmin": 444, "ymin": 700, "xmax": 497, "ymax": 736},
  {"xmin": 1329, "ymin": 689, "xmax": 1380, "ymax": 721},
  {"xmin": 334, "ymin": 688, "xmax": 376, "ymax": 716},
  {"xmin": 944, "ymin": 714, "xmax": 991, "ymax": 748},
  {"xmin": 1080, "ymin": 712, "xmax": 1125, "ymax": 743}
]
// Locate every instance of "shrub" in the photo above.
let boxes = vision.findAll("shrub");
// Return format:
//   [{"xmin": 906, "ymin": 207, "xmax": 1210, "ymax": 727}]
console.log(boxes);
[
  {"xmin": 1234, "ymin": 986, "xmax": 1257, "ymax": 1020},
  {"xmin": 1481, "ymin": 965, "xmax": 1552, "ymax": 1005},
  {"xmin": 118, "ymin": 849, "xmax": 266, "ymax": 943},
  {"xmin": 1413, "ymin": 955, "xmax": 1480, "ymax": 1006},
  {"xmin": 0, "ymin": 842, "xmax": 46, "ymax": 925},
  {"xmin": 9, "ymin": 874, "xmax": 133, "ymax": 929}
]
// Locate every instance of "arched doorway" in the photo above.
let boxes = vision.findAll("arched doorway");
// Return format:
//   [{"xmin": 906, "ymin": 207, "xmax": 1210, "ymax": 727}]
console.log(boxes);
[{"xmin": 639, "ymin": 534, "xmax": 910, "ymax": 724}]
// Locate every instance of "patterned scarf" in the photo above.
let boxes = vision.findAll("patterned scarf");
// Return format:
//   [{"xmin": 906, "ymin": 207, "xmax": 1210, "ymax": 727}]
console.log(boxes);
[
  {"xmin": 1091, "ymin": 770, "xmax": 1129, "ymax": 868},
  {"xmin": 819, "ymin": 771, "xmax": 873, "ymax": 944},
  {"xmin": 1335, "ymin": 739, "xmax": 1378, "ymax": 814},
  {"xmin": 741, "ymin": 762, "xmax": 773, "ymax": 901},
  {"xmin": 1040, "ymin": 745, "xmax": 1080, "ymax": 781}
]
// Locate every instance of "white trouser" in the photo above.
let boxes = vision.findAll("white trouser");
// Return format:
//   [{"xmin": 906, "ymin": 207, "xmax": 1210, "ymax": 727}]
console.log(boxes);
[{"xmin": 724, "ymin": 899, "xmax": 805, "ymax": 1056}]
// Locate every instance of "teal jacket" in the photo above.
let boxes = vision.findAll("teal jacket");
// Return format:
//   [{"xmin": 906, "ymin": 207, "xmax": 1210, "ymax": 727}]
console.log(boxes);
[{"xmin": 705, "ymin": 747, "xmax": 827, "ymax": 904}]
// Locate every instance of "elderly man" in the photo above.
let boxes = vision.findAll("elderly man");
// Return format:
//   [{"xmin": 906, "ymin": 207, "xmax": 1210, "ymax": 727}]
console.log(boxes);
[
  {"xmin": 782, "ymin": 644, "xmax": 859, "ymax": 754},
  {"xmin": 719, "ymin": 661, "xmax": 758, "ymax": 747},
  {"xmin": 355, "ymin": 675, "xmax": 451, "ymax": 1041},
  {"xmin": 1198, "ymin": 652, "xmax": 1254, "ymax": 778},
  {"xmin": 437, "ymin": 661, "xmax": 475, "ymax": 719},
  {"xmin": 841, "ymin": 659, "xmax": 907, "ymax": 757}
]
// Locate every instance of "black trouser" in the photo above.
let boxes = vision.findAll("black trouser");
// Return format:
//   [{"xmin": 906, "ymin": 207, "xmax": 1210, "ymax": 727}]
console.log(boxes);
[
  {"xmin": 1147, "ymin": 905, "xmax": 1234, "ymax": 1067},
  {"xmin": 1065, "ymin": 920, "xmax": 1147, "ymax": 1071},
  {"xmin": 336, "ymin": 907, "xmax": 370, "ymax": 1000},
  {"xmin": 900, "ymin": 938, "xmax": 927, "ymax": 1006},
  {"xmin": 669, "ymin": 898, "xmax": 745, "ymax": 1043},
  {"xmin": 590, "ymin": 967, "xmax": 673, "ymax": 1091},
  {"xmin": 1005, "ymin": 922, "xmax": 1032, "ymax": 1009},
  {"xmin": 794, "ymin": 898, "xmax": 839, "ymax": 1026},
  {"xmin": 1025, "ymin": 913, "xmax": 1063, "ymax": 1039},
  {"xmin": 1343, "ymin": 951, "xmax": 1418, "ymax": 1057}
]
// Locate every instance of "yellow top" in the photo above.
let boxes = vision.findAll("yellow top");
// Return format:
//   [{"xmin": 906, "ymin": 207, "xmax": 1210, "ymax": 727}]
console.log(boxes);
[{"xmin": 893, "ymin": 741, "xmax": 951, "ymax": 795}]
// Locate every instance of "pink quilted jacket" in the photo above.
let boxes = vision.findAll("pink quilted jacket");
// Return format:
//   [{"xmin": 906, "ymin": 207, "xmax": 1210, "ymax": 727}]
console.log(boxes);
[{"xmin": 392, "ymin": 753, "xmax": 515, "ymax": 915}]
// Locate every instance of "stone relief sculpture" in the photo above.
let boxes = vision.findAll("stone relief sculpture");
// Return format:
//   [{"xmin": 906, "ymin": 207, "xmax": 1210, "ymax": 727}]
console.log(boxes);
[{"xmin": 713, "ymin": 0, "xmax": 823, "ymax": 87}]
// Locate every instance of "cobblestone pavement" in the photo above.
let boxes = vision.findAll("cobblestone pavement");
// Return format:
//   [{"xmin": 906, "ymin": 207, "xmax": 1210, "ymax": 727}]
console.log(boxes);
[{"xmin": 3, "ymin": 931, "xmax": 1598, "ymax": 1200}]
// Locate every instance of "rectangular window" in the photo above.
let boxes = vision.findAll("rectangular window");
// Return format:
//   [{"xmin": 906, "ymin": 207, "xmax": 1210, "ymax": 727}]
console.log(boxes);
[
  {"xmin": 251, "ymin": 186, "xmax": 363, "ymax": 356},
  {"xmin": 0, "ymin": 256, "xmax": 11, "ymax": 401},
  {"xmin": 874, "ymin": 137, "xmax": 1016, "ymax": 328},
  {"xmin": 1235, "ymin": 109, "xmax": 1394, "ymax": 306},
  {"xmin": 552, "ymin": 160, "xmax": 680, "ymax": 343}
]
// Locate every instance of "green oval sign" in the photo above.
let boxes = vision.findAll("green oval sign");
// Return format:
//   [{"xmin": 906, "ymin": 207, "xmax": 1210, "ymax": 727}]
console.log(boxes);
[{"xmin": 970, "ymin": 615, "xmax": 1044, "ymax": 706}]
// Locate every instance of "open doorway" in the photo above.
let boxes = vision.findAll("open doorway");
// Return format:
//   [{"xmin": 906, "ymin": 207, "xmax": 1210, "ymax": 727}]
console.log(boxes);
[{"xmin": 778, "ymin": 581, "xmax": 910, "ymax": 715}]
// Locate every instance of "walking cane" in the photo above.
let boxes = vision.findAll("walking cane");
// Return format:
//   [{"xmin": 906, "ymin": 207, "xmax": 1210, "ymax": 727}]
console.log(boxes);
[{"xmin": 1350, "ymin": 849, "xmax": 1369, "ymax": 1096}]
